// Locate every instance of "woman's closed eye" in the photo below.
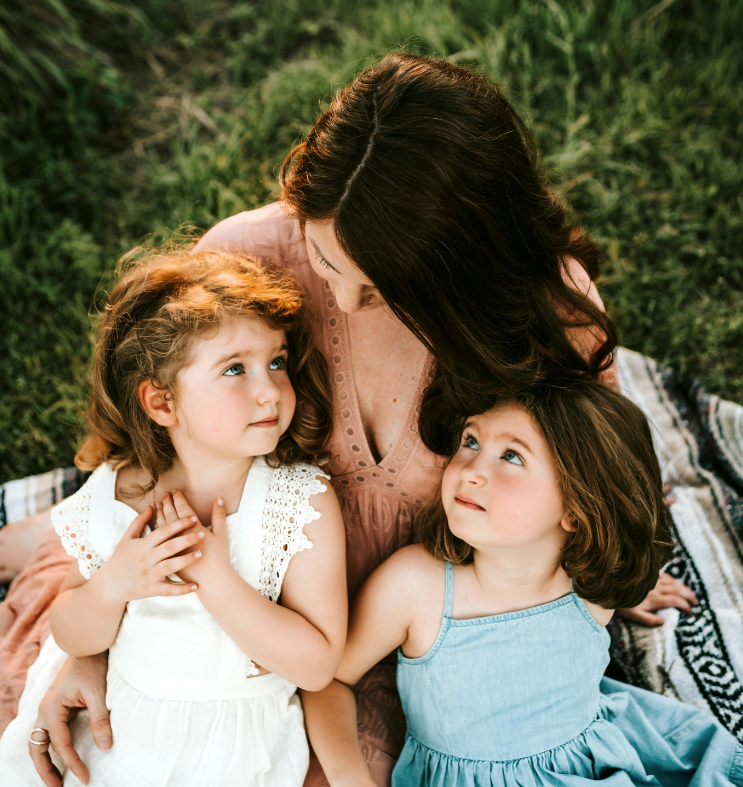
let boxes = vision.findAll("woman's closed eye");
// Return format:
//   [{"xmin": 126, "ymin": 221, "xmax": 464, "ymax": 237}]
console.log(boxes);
[{"xmin": 502, "ymin": 449, "xmax": 524, "ymax": 466}]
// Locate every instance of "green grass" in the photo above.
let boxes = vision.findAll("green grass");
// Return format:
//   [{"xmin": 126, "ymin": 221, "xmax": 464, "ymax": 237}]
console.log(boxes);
[{"xmin": 1, "ymin": 0, "xmax": 742, "ymax": 483}]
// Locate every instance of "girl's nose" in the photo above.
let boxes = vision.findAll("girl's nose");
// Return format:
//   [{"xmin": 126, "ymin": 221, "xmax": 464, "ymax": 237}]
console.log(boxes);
[
  {"xmin": 459, "ymin": 457, "xmax": 487, "ymax": 487},
  {"xmin": 254, "ymin": 372, "xmax": 282, "ymax": 405}
]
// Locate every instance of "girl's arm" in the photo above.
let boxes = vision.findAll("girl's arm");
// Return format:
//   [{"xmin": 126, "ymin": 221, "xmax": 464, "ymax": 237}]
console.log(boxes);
[
  {"xmin": 50, "ymin": 508, "xmax": 206, "ymax": 657},
  {"xmin": 302, "ymin": 546, "xmax": 434, "ymax": 786},
  {"xmin": 167, "ymin": 483, "xmax": 348, "ymax": 691}
]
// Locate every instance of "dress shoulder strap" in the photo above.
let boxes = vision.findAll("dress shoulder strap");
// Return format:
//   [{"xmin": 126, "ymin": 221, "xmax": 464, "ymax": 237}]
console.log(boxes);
[
  {"xmin": 444, "ymin": 561, "xmax": 454, "ymax": 619},
  {"xmin": 51, "ymin": 464, "xmax": 112, "ymax": 579},
  {"xmin": 258, "ymin": 462, "xmax": 330, "ymax": 603}
]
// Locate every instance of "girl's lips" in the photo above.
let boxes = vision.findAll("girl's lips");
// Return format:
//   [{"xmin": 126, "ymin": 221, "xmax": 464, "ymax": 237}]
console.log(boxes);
[
  {"xmin": 454, "ymin": 496, "xmax": 486, "ymax": 511},
  {"xmin": 249, "ymin": 417, "xmax": 279, "ymax": 428}
]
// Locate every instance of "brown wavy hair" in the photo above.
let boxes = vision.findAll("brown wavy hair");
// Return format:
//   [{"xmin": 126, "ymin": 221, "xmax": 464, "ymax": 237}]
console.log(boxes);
[
  {"xmin": 76, "ymin": 246, "xmax": 332, "ymax": 490},
  {"xmin": 416, "ymin": 379, "xmax": 674, "ymax": 610},
  {"xmin": 281, "ymin": 52, "xmax": 618, "ymax": 420}
]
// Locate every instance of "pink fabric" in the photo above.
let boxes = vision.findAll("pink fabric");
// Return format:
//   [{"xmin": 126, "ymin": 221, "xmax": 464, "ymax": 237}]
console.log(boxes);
[{"xmin": 0, "ymin": 527, "xmax": 72, "ymax": 735}]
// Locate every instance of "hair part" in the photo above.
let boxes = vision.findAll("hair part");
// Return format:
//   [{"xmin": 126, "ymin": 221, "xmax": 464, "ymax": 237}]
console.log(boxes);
[
  {"xmin": 281, "ymin": 53, "xmax": 618, "ymax": 417},
  {"xmin": 76, "ymin": 246, "xmax": 332, "ymax": 492},
  {"xmin": 415, "ymin": 379, "xmax": 674, "ymax": 610}
]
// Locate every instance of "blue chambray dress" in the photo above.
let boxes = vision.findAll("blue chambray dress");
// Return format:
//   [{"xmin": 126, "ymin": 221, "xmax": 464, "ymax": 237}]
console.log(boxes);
[{"xmin": 394, "ymin": 562, "xmax": 743, "ymax": 787}]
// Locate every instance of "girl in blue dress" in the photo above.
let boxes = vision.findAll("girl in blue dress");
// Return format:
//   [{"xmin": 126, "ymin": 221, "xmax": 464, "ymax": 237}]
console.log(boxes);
[{"xmin": 302, "ymin": 379, "xmax": 743, "ymax": 786}]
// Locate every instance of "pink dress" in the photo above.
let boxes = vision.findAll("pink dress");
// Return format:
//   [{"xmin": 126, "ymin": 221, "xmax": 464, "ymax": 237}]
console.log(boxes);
[{"xmin": 194, "ymin": 203, "xmax": 447, "ymax": 785}]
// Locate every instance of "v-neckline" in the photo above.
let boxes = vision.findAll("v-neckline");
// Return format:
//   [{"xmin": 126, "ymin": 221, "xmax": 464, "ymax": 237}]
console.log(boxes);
[{"xmin": 319, "ymin": 278, "xmax": 434, "ymax": 494}]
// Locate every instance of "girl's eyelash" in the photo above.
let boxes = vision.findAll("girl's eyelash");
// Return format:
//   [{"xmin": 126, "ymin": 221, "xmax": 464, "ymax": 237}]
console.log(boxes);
[
  {"xmin": 502, "ymin": 448, "xmax": 524, "ymax": 465},
  {"xmin": 223, "ymin": 363, "xmax": 243, "ymax": 376}
]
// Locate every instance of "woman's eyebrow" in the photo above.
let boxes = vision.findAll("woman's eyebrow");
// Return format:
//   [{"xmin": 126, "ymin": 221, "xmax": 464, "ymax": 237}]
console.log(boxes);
[{"xmin": 310, "ymin": 239, "xmax": 342, "ymax": 274}]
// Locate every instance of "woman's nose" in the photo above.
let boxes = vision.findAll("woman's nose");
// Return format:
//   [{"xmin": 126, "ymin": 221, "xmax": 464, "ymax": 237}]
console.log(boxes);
[{"xmin": 334, "ymin": 282, "xmax": 377, "ymax": 313}]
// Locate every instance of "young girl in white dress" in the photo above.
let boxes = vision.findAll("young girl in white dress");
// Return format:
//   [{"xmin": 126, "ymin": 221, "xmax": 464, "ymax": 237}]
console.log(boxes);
[
  {"xmin": 303, "ymin": 380, "xmax": 743, "ymax": 786},
  {"xmin": 0, "ymin": 246, "xmax": 347, "ymax": 786}
]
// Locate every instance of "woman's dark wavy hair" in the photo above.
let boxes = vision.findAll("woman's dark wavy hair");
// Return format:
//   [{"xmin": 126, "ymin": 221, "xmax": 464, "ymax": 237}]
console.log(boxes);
[
  {"xmin": 416, "ymin": 378, "xmax": 674, "ymax": 610},
  {"xmin": 76, "ymin": 246, "xmax": 332, "ymax": 492},
  {"xmin": 281, "ymin": 52, "xmax": 618, "ymax": 420}
]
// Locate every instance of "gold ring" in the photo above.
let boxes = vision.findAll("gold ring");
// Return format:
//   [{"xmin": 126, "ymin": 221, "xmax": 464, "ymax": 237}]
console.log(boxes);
[{"xmin": 29, "ymin": 727, "xmax": 50, "ymax": 746}]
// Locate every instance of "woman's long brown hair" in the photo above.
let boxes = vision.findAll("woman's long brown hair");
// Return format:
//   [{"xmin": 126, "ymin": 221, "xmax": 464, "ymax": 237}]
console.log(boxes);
[
  {"xmin": 416, "ymin": 379, "xmax": 674, "ymax": 610},
  {"xmin": 76, "ymin": 246, "xmax": 332, "ymax": 491},
  {"xmin": 281, "ymin": 53, "xmax": 618, "ymax": 426}
]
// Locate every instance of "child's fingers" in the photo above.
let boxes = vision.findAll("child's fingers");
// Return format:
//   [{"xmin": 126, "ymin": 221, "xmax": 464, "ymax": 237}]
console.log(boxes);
[
  {"xmin": 122, "ymin": 506, "xmax": 153, "ymax": 540},
  {"xmin": 156, "ymin": 580, "xmax": 199, "ymax": 596},
  {"xmin": 210, "ymin": 498, "xmax": 226, "ymax": 536},
  {"xmin": 148, "ymin": 514, "xmax": 200, "ymax": 546},
  {"xmin": 171, "ymin": 489, "xmax": 198, "ymax": 521},
  {"xmin": 155, "ymin": 503, "xmax": 166, "ymax": 530},
  {"xmin": 157, "ymin": 551, "xmax": 202, "ymax": 577},
  {"xmin": 160, "ymin": 492, "xmax": 180, "ymax": 525},
  {"xmin": 153, "ymin": 530, "xmax": 205, "ymax": 561}
]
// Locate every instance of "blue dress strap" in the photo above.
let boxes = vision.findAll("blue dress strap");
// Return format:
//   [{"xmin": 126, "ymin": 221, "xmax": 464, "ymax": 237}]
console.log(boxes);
[{"xmin": 444, "ymin": 561, "xmax": 454, "ymax": 619}]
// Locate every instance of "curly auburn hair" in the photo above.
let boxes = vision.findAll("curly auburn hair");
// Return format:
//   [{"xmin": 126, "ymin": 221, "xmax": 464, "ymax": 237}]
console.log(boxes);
[
  {"xmin": 281, "ymin": 52, "xmax": 617, "ymax": 417},
  {"xmin": 416, "ymin": 378, "xmax": 674, "ymax": 610},
  {"xmin": 76, "ymin": 246, "xmax": 332, "ymax": 490}
]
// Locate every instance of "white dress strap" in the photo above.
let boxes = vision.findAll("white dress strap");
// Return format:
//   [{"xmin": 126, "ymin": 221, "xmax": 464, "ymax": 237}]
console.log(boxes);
[
  {"xmin": 51, "ymin": 464, "xmax": 111, "ymax": 579},
  {"xmin": 258, "ymin": 463, "xmax": 330, "ymax": 602}
]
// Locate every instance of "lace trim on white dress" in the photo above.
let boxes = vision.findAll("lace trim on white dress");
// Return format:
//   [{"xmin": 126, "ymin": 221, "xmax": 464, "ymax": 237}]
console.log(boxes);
[
  {"xmin": 258, "ymin": 463, "xmax": 330, "ymax": 604},
  {"xmin": 51, "ymin": 477, "xmax": 105, "ymax": 580}
]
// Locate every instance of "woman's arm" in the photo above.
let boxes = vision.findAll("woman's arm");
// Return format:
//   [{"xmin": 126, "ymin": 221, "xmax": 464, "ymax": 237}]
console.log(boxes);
[
  {"xmin": 50, "ymin": 508, "xmax": 205, "ymax": 657},
  {"xmin": 302, "ymin": 546, "xmax": 431, "ymax": 786},
  {"xmin": 169, "ymin": 483, "xmax": 348, "ymax": 691}
]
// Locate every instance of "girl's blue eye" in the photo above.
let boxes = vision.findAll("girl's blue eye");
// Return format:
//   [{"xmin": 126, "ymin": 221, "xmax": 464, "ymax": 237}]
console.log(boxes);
[
  {"xmin": 269, "ymin": 356, "xmax": 287, "ymax": 371},
  {"xmin": 463, "ymin": 435, "xmax": 479, "ymax": 450},
  {"xmin": 223, "ymin": 363, "xmax": 243, "ymax": 377},
  {"xmin": 503, "ymin": 450, "xmax": 523, "ymax": 466}
]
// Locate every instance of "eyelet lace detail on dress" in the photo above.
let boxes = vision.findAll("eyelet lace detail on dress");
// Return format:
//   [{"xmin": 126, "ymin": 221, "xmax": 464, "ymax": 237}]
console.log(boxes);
[
  {"xmin": 51, "ymin": 478, "xmax": 104, "ymax": 580},
  {"xmin": 258, "ymin": 463, "xmax": 330, "ymax": 603}
]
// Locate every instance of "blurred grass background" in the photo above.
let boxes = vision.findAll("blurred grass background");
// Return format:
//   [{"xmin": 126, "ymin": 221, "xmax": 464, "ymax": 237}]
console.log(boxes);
[{"xmin": 1, "ymin": 0, "xmax": 741, "ymax": 483}]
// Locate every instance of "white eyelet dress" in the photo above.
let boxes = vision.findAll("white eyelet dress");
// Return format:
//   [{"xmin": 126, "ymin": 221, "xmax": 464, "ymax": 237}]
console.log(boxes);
[{"xmin": 0, "ymin": 456, "xmax": 329, "ymax": 787}]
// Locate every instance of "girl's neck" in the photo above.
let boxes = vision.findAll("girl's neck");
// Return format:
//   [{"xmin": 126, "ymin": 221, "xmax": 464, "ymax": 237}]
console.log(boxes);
[
  {"xmin": 155, "ymin": 453, "xmax": 255, "ymax": 524},
  {"xmin": 464, "ymin": 544, "xmax": 571, "ymax": 617}
]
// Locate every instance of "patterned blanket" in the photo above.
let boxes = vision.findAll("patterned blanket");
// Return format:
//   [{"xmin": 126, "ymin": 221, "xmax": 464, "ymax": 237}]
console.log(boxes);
[{"xmin": 1, "ymin": 347, "xmax": 742, "ymax": 740}]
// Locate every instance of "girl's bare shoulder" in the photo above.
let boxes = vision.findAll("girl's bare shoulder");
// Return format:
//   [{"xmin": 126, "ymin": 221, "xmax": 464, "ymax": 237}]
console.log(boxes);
[{"xmin": 369, "ymin": 544, "xmax": 445, "ymax": 602}]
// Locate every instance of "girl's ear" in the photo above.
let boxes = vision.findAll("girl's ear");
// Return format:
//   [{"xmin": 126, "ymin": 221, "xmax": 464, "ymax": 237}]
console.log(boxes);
[
  {"xmin": 560, "ymin": 512, "xmax": 577, "ymax": 533},
  {"xmin": 138, "ymin": 380, "xmax": 177, "ymax": 427}
]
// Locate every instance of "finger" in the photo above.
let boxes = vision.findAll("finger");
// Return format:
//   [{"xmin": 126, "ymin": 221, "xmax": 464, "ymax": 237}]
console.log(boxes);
[
  {"xmin": 154, "ymin": 530, "xmax": 205, "ymax": 560},
  {"xmin": 45, "ymin": 713, "xmax": 90, "ymax": 785},
  {"xmin": 672, "ymin": 581, "xmax": 699, "ymax": 605},
  {"xmin": 157, "ymin": 580, "xmax": 199, "ymax": 596},
  {"xmin": 662, "ymin": 483, "xmax": 673, "ymax": 495},
  {"xmin": 29, "ymin": 736, "xmax": 63, "ymax": 787},
  {"xmin": 155, "ymin": 502, "xmax": 166, "ymax": 530},
  {"xmin": 210, "ymin": 497, "xmax": 226, "ymax": 536},
  {"xmin": 161, "ymin": 492, "xmax": 180, "ymax": 525},
  {"xmin": 157, "ymin": 551, "xmax": 202, "ymax": 577},
  {"xmin": 171, "ymin": 489, "xmax": 198, "ymax": 521},
  {"xmin": 664, "ymin": 495, "xmax": 677, "ymax": 507},
  {"xmin": 122, "ymin": 506, "xmax": 153, "ymax": 541},
  {"xmin": 662, "ymin": 594, "xmax": 694, "ymax": 615},
  {"xmin": 84, "ymin": 686, "xmax": 113, "ymax": 753},
  {"xmin": 619, "ymin": 608, "xmax": 665, "ymax": 627},
  {"xmin": 148, "ymin": 514, "xmax": 200, "ymax": 546}
]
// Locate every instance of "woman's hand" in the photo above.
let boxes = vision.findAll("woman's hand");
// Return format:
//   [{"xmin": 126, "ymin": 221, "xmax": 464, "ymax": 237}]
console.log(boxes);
[
  {"xmin": 29, "ymin": 652, "xmax": 110, "ymax": 787},
  {"xmin": 99, "ymin": 505, "xmax": 206, "ymax": 603},
  {"xmin": 155, "ymin": 491, "xmax": 233, "ymax": 585},
  {"xmin": 617, "ymin": 573, "xmax": 699, "ymax": 626}
]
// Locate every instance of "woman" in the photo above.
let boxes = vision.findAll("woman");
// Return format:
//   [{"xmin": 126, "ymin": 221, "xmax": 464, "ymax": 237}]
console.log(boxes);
[{"xmin": 1, "ymin": 53, "xmax": 694, "ymax": 787}]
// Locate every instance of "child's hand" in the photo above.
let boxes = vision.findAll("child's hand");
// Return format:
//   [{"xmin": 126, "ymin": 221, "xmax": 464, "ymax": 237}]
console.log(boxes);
[
  {"xmin": 156, "ymin": 491, "xmax": 232, "ymax": 585},
  {"xmin": 99, "ymin": 506, "xmax": 205, "ymax": 603}
]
